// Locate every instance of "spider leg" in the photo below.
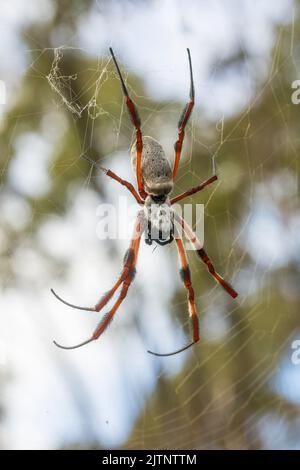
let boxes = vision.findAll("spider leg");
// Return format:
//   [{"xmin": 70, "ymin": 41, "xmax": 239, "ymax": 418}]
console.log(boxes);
[
  {"xmin": 50, "ymin": 280, "xmax": 122, "ymax": 312},
  {"xmin": 172, "ymin": 48, "xmax": 195, "ymax": 180},
  {"xmin": 147, "ymin": 341, "xmax": 195, "ymax": 357},
  {"xmin": 81, "ymin": 154, "xmax": 143, "ymax": 205},
  {"xmin": 176, "ymin": 236, "xmax": 199, "ymax": 342},
  {"xmin": 175, "ymin": 214, "xmax": 238, "ymax": 299},
  {"xmin": 54, "ymin": 277, "xmax": 136, "ymax": 350},
  {"xmin": 54, "ymin": 281, "xmax": 135, "ymax": 350},
  {"xmin": 109, "ymin": 48, "xmax": 146, "ymax": 200},
  {"xmin": 54, "ymin": 223, "xmax": 142, "ymax": 350},
  {"xmin": 51, "ymin": 217, "xmax": 141, "ymax": 313},
  {"xmin": 147, "ymin": 233, "xmax": 199, "ymax": 357},
  {"xmin": 171, "ymin": 175, "xmax": 217, "ymax": 204}
]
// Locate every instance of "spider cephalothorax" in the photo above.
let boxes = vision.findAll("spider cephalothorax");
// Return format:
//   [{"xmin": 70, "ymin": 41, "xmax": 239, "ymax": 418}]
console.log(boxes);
[
  {"xmin": 52, "ymin": 48, "xmax": 238, "ymax": 357},
  {"xmin": 143, "ymin": 194, "xmax": 174, "ymax": 246},
  {"xmin": 131, "ymin": 135, "xmax": 175, "ymax": 246},
  {"xmin": 144, "ymin": 203, "xmax": 175, "ymax": 246}
]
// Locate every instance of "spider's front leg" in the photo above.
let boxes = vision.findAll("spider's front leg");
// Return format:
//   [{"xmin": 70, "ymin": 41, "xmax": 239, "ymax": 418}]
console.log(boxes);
[
  {"xmin": 172, "ymin": 48, "xmax": 195, "ymax": 180},
  {"xmin": 110, "ymin": 48, "xmax": 147, "ymax": 200},
  {"xmin": 53, "ymin": 215, "xmax": 143, "ymax": 350}
]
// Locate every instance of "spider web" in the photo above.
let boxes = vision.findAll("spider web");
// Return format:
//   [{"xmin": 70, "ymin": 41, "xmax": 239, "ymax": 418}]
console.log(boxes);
[{"xmin": 1, "ymin": 2, "xmax": 300, "ymax": 450}]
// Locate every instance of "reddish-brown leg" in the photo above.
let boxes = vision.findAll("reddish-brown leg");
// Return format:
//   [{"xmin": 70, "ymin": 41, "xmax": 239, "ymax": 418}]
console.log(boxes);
[
  {"xmin": 53, "ymin": 223, "xmax": 142, "ymax": 350},
  {"xmin": 51, "ymin": 217, "xmax": 142, "ymax": 312},
  {"xmin": 175, "ymin": 214, "xmax": 238, "ymax": 299},
  {"xmin": 172, "ymin": 48, "xmax": 195, "ymax": 180},
  {"xmin": 175, "ymin": 236, "xmax": 199, "ymax": 344},
  {"xmin": 90, "ymin": 245, "xmax": 139, "ymax": 342},
  {"xmin": 147, "ymin": 234, "xmax": 199, "ymax": 357},
  {"xmin": 171, "ymin": 175, "xmax": 218, "ymax": 204},
  {"xmin": 109, "ymin": 48, "xmax": 147, "ymax": 200},
  {"xmin": 81, "ymin": 154, "xmax": 144, "ymax": 205}
]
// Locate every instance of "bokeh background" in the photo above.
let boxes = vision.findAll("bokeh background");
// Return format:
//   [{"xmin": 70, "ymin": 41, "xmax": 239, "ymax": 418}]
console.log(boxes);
[{"xmin": 0, "ymin": 0, "xmax": 300, "ymax": 450}]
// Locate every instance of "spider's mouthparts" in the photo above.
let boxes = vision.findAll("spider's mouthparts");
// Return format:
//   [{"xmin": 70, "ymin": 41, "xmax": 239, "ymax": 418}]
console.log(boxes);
[
  {"xmin": 145, "ymin": 236, "xmax": 173, "ymax": 246},
  {"xmin": 151, "ymin": 194, "xmax": 167, "ymax": 203}
]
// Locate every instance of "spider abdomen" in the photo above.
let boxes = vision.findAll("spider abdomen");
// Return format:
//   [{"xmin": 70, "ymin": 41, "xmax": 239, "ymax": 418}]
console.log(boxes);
[{"xmin": 131, "ymin": 136, "xmax": 173, "ymax": 196}]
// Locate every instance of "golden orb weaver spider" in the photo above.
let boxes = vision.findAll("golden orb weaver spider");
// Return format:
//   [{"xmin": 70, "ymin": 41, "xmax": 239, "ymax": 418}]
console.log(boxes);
[{"xmin": 52, "ymin": 48, "xmax": 238, "ymax": 357}]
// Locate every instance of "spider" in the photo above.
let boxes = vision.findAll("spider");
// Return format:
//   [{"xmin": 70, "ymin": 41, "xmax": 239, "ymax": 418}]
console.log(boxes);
[{"xmin": 52, "ymin": 48, "xmax": 238, "ymax": 357}]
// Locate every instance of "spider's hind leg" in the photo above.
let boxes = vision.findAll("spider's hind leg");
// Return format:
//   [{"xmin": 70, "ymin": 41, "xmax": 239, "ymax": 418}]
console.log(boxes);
[
  {"xmin": 147, "ymin": 230, "xmax": 199, "ymax": 357},
  {"xmin": 172, "ymin": 48, "xmax": 195, "ymax": 180},
  {"xmin": 176, "ymin": 214, "xmax": 238, "ymax": 299}
]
